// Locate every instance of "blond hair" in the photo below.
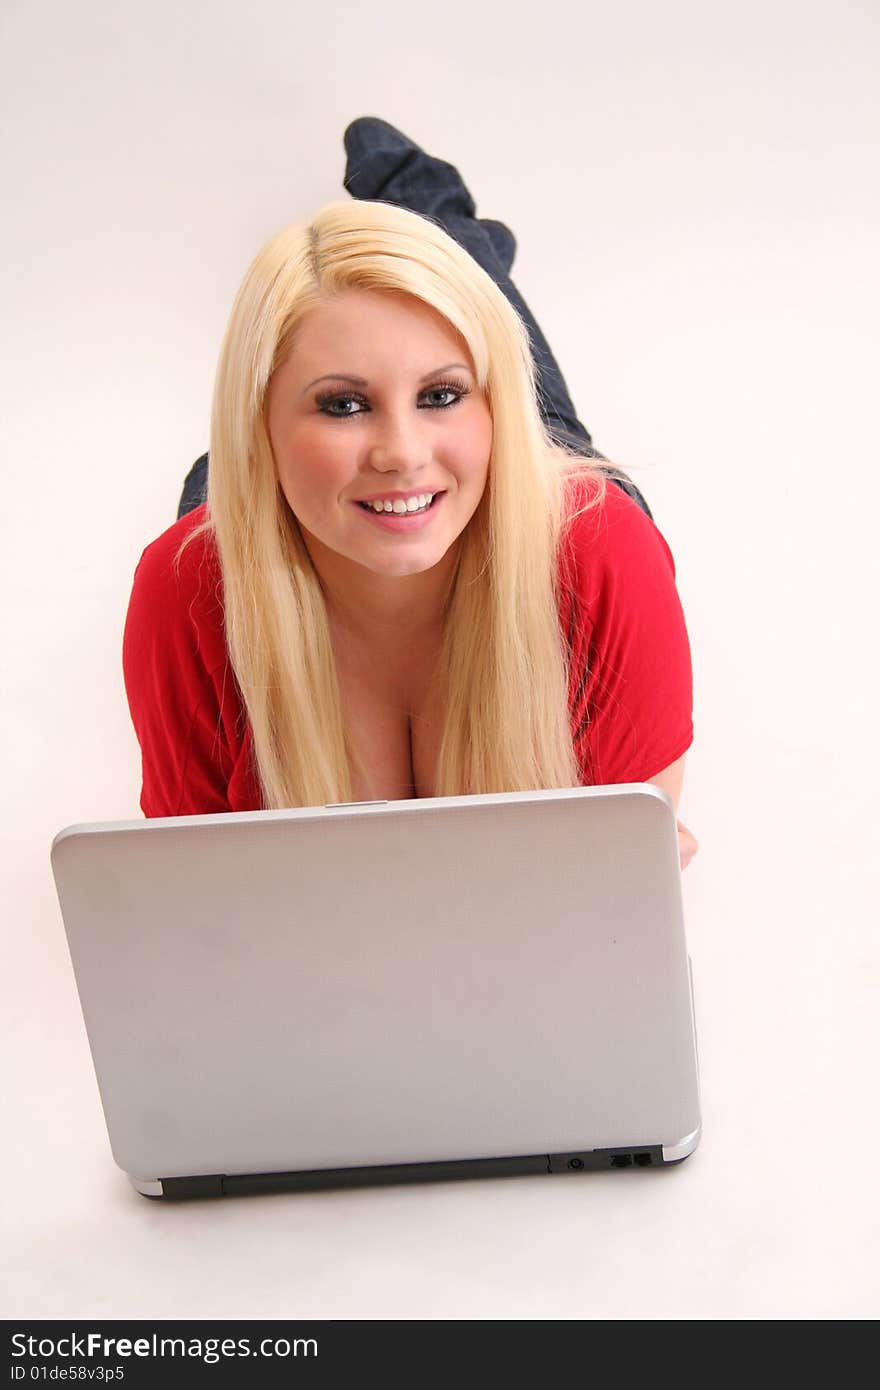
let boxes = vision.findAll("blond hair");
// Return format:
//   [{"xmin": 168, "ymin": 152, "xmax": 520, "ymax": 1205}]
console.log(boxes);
[{"xmin": 179, "ymin": 199, "xmax": 608, "ymax": 808}]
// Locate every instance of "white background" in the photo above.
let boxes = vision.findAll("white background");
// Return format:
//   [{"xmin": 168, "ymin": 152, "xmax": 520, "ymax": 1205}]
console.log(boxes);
[{"xmin": 3, "ymin": 0, "xmax": 878, "ymax": 1319}]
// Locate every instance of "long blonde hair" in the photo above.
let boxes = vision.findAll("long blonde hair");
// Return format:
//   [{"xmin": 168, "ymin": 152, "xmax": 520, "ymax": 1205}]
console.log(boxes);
[{"xmin": 179, "ymin": 199, "xmax": 608, "ymax": 808}]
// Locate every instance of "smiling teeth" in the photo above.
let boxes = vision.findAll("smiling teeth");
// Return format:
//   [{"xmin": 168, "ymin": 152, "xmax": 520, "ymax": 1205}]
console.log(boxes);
[{"xmin": 366, "ymin": 493, "xmax": 434, "ymax": 514}]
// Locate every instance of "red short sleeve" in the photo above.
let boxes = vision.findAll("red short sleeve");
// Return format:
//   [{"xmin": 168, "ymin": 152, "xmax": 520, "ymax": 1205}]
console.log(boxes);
[
  {"xmin": 559, "ymin": 479, "xmax": 694, "ymax": 785},
  {"xmin": 122, "ymin": 507, "xmax": 261, "ymax": 817}
]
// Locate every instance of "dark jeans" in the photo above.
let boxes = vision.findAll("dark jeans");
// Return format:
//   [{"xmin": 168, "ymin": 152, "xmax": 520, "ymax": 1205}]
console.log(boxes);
[{"xmin": 178, "ymin": 119, "xmax": 651, "ymax": 521}]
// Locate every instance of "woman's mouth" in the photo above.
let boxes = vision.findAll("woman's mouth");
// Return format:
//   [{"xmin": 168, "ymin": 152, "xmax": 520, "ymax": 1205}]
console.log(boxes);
[{"xmin": 353, "ymin": 492, "xmax": 445, "ymax": 531}]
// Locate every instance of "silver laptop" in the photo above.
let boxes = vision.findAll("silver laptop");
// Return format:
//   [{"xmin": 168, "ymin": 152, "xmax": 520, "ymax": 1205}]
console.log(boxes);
[{"xmin": 50, "ymin": 785, "xmax": 701, "ymax": 1199}]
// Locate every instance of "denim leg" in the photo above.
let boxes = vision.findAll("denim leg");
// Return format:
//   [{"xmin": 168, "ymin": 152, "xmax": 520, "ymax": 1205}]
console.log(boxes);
[{"xmin": 177, "ymin": 453, "xmax": 208, "ymax": 519}]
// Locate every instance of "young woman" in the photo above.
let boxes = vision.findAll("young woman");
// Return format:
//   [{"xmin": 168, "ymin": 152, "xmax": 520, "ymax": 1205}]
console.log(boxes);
[{"xmin": 123, "ymin": 121, "xmax": 698, "ymax": 867}]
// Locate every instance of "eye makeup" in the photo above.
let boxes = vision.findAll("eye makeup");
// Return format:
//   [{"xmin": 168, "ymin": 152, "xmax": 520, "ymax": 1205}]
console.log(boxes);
[{"xmin": 314, "ymin": 376, "xmax": 473, "ymax": 418}]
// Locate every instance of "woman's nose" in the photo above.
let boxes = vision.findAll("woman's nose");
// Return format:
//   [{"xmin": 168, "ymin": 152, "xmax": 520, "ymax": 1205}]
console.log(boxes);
[{"xmin": 366, "ymin": 409, "xmax": 430, "ymax": 473}]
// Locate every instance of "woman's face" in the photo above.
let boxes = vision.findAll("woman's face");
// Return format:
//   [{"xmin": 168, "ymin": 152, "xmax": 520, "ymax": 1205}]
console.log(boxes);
[{"xmin": 265, "ymin": 288, "xmax": 493, "ymax": 582}]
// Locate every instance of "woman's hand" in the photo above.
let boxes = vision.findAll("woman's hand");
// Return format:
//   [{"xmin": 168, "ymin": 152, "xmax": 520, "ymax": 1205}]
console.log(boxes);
[
  {"xmin": 646, "ymin": 760, "xmax": 697, "ymax": 869},
  {"xmin": 677, "ymin": 820, "xmax": 699, "ymax": 871}
]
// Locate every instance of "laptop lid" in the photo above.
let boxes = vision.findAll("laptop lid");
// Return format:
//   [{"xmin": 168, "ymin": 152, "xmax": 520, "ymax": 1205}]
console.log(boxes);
[{"xmin": 50, "ymin": 785, "xmax": 700, "ymax": 1196}]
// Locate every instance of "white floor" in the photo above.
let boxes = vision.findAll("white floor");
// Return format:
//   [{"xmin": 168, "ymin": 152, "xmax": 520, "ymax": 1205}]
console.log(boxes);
[{"xmin": 4, "ymin": 0, "xmax": 878, "ymax": 1320}]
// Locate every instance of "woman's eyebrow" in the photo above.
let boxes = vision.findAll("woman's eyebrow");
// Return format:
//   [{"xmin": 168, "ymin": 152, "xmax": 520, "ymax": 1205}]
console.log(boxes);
[{"xmin": 301, "ymin": 362, "xmax": 472, "ymax": 395}]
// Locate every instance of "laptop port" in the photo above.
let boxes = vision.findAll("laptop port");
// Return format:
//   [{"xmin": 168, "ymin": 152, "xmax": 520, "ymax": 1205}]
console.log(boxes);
[
  {"xmin": 634, "ymin": 1153, "xmax": 653, "ymax": 1167},
  {"xmin": 610, "ymin": 1153, "xmax": 633, "ymax": 1168}
]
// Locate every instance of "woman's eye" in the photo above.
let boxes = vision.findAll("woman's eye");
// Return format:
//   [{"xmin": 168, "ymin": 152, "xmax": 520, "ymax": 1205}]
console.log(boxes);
[
  {"xmin": 422, "ymin": 386, "xmax": 459, "ymax": 408},
  {"xmin": 321, "ymin": 396, "xmax": 363, "ymax": 416}
]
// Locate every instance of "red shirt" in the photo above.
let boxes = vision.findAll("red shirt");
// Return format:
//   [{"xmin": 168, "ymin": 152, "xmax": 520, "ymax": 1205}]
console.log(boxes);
[{"xmin": 123, "ymin": 481, "xmax": 693, "ymax": 817}]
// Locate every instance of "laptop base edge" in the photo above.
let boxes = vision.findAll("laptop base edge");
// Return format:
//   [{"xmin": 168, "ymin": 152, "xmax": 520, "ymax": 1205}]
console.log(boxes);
[{"xmin": 129, "ymin": 1142, "xmax": 693, "ymax": 1200}]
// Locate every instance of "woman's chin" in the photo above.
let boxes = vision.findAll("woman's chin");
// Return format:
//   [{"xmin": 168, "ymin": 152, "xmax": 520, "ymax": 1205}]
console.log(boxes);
[{"xmin": 356, "ymin": 546, "xmax": 450, "ymax": 580}]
